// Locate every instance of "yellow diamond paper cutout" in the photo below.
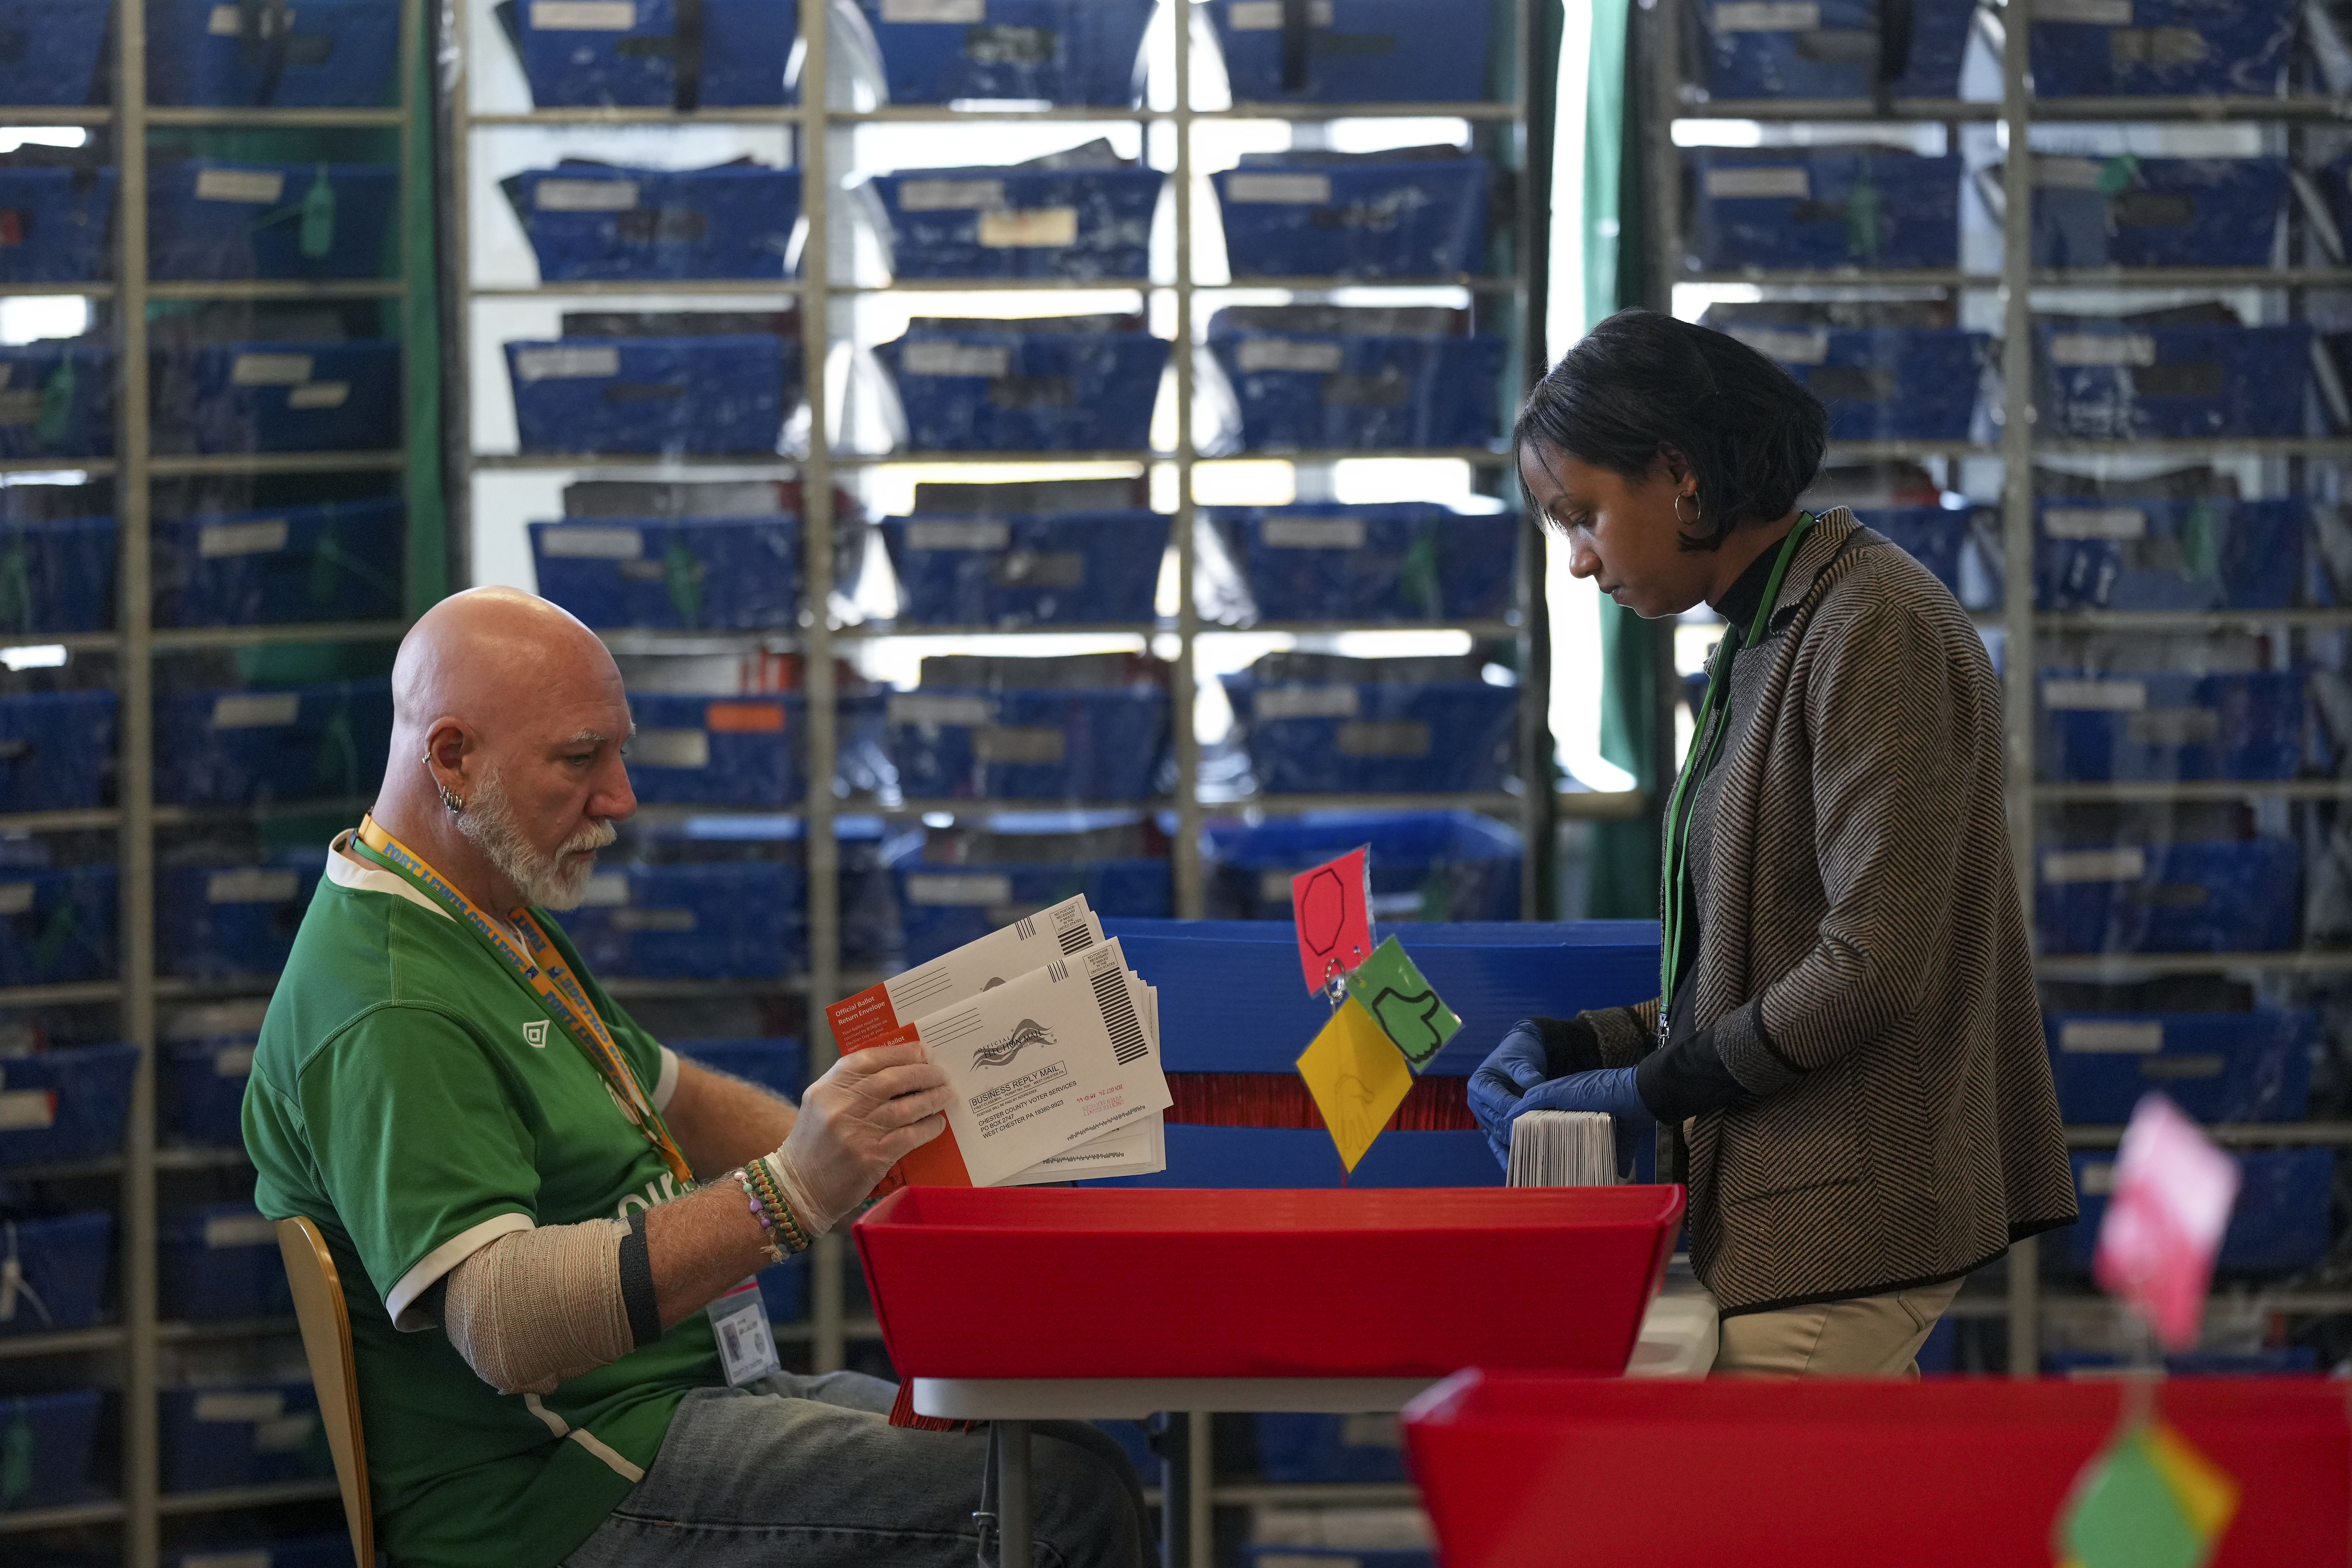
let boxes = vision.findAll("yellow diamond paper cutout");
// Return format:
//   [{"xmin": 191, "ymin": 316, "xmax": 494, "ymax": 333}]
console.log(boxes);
[
  {"xmin": 2144, "ymin": 1422, "xmax": 2241, "ymax": 1542},
  {"xmin": 1296, "ymin": 995, "xmax": 1414, "ymax": 1174}
]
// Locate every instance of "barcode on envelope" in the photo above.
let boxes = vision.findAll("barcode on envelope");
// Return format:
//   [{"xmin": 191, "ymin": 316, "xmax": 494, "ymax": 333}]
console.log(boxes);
[
  {"xmin": 1091, "ymin": 967, "xmax": 1148, "ymax": 1066},
  {"xmin": 1055, "ymin": 921, "xmax": 1094, "ymax": 955}
]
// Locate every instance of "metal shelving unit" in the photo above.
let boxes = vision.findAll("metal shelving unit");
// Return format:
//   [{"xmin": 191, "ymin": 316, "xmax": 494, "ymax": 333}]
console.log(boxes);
[
  {"xmin": 0, "ymin": 0, "xmax": 429, "ymax": 1560},
  {"xmin": 1644, "ymin": 0, "xmax": 2352, "ymax": 1379}
]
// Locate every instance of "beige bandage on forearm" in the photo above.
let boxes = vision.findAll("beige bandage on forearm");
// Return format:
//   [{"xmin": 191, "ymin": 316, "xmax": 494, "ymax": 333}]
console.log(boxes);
[{"xmin": 442, "ymin": 1219, "xmax": 634, "ymax": 1396}]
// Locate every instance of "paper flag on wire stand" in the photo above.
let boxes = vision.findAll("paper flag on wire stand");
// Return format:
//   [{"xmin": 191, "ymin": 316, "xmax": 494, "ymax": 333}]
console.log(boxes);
[
  {"xmin": 1295, "ymin": 995, "xmax": 1414, "ymax": 1174},
  {"xmin": 1291, "ymin": 845, "xmax": 1373, "ymax": 994},
  {"xmin": 2057, "ymin": 1420, "xmax": 2241, "ymax": 1568},
  {"xmin": 2093, "ymin": 1094, "xmax": 2241, "ymax": 1352},
  {"xmin": 1350, "ymin": 935, "xmax": 1461, "ymax": 1070}
]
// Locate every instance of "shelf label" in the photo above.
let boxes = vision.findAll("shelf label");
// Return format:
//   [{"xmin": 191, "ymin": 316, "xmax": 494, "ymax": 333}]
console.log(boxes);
[
  {"xmin": 2060, "ymin": 1020, "xmax": 2164, "ymax": 1053},
  {"xmin": 993, "ymin": 549, "xmax": 1083, "ymax": 588},
  {"xmin": 212, "ymin": 1045, "xmax": 257, "ymax": 1077},
  {"xmin": 1259, "ymin": 870, "xmax": 1300, "ymax": 904},
  {"xmin": 612, "ymin": 908, "xmax": 696, "ymax": 932},
  {"xmin": 198, "ymin": 519, "xmax": 290, "ymax": 558},
  {"xmin": 907, "ymin": 874, "xmax": 1014, "ymax": 907},
  {"xmin": 537, "ymin": 179, "xmax": 640, "ymax": 211},
  {"xmin": 979, "ymin": 207, "xmax": 1079, "ymax": 248},
  {"xmin": 2044, "ymin": 507, "xmax": 2147, "ymax": 540},
  {"xmin": 515, "ymin": 346, "xmax": 621, "ymax": 381},
  {"xmin": 1257, "ymin": 684, "xmax": 1359, "ymax": 720},
  {"xmin": 2049, "ymin": 332, "xmax": 2156, "ymax": 367},
  {"xmin": 907, "ymin": 520, "xmax": 1011, "ymax": 550},
  {"xmin": 231, "ymin": 353, "xmax": 314, "ymax": 386},
  {"xmin": 901, "ymin": 342, "xmax": 1012, "ymax": 378},
  {"xmin": 889, "ymin": 694, "xmax": 995, "ymax": 727},
  {"xmin": 254, "ymin": 1413, "xmax": 320, "ymax": 1452},
  {"xmin": 203, "ymin": 1213, "xmax": 277, "ymax": 1249},
  {"xmin": 706, "ymin": 701, "xmax": 784, "ymax": 733},
  {"xmin": 632, "ymin": 728, "xmax": 711, "ymax": 770},
  {"xmin": 2126, "ymin": 708, "xmax": 2220, "ymax": 747},
  {"xmin": 1713, "ymin": 1, "xmax": 1822, "ymax": 29},
  {"xmin": 210, "ymin": 693, "xmax": 302, "ymax": 729},
  {"xmin": 193, "ymin": 1392, "xmax": 284, "ymax": 1422},
  {"xmin": 1226, "ymin": 173, "xmax": 1333, "ymax": 205},
  {"xmin": 2036, "ymin": 0, "xmax": 2133, "ymax": 22},
  {"xmin": 973, "ymin": 725, "xmax": 1065, "ymax": 765},
  {"xmin": 882, "ymin": 0, "xmax": 983, "ymax": 18},
  {"xmin": 1263, "ymin": 516, "xmax": 1366, "ymax": 550},
  {"xmin": 0, "ymin": 884, "xmax": 33, "ymax": 917},
  {"xmin": 898, "ymin": 178, "xmax": 1006, "ymax": 212},
  {"xmin": 1726, "ymin": 326, "xmax": 1829, "ymax": 365},
  {"xmin": 2042, "ymin": 847, "xmax": 2148, "ymax": 884},
  {"xmin": 1236, "ymin": 338, "xmax": 1345, "ymax": 374},
  {"xmin": 539, "ymin": 525, "xmax": 643, "ymax": 559},
  {"xmin": 195, "ymin": 168, "xmax": 286, "ymax": 204},
  {"xmin": 530, "ymin": 0, "xmax": 637, "ymax": 28},
  {"xmin": 580, "ymin": 873, "xmax": 631, "ymax": 907},
  {"xmin": 207, "ymin": 870, "xmax": 300, "ymax": 905},
  {"xmin": 0, "ymin": 1089, "xmax": 53, "ymax": 1132},
  {"xmin": 2034, "ymin": 156, "xmax": 2109, "ymax": 191},
  {"xmin": 288, "ymin": 381, "xmax": 350, "ymax": 409},
  {"xmin": 2042, "ymin": 678, "xmax": 2146, "ymax": 711},
  {"xmin": 1704, "ymin": 165, "xmax": 1810, "ymax": 200},
  {"xmin": 2141, "ymin": 1053, "xmax": 2224, "ymax": 1080},
  {"xmin": 1230, "ymin": 0, "xmax": 1333, "ymax": 28},
  {"xmin": 2079, "ymin": 1160, "xmax": 2116, "ymax": 1196},
  {"xmin": 1337, "ymin": 719, "xmax": 1432, "ymax": 757}
]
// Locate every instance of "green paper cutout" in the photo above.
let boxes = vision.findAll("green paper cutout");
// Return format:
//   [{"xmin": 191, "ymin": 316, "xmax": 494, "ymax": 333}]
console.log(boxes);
[
  {"xmin": 1351, "ymin": 936, "xmax": 1461, "ymax": 1070},
  {"xmin": 299, "ymin": 163, "xmax": 336, "ymax": 260},
  {"xmin": 1843, "ymin": 163, "xmax": 1881, "ymax": 260},
  {"xmin": 35, "ymin": 355, "xmax": 72, "ymax": 449},
  {"xmin": 2097, "ymin": 153, "xmax": 2142, "ymax": 197},
  {"xmin": 664, "ymin": 534, "xmax": 705, "ymax": 628},
  {"xmin": 2060, "ymin": 1430, "xmax": 2210, "ymax": 1568},
  {"xmin": 0, "ymin": 1403, "xmax": 28, "ymax": 1508}
]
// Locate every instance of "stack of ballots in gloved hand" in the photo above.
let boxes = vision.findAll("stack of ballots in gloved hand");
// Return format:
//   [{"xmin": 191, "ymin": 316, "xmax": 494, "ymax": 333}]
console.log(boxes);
[{"xmin": 826, "ymin": 893, "xmax": 1168, "ymax": 1188}]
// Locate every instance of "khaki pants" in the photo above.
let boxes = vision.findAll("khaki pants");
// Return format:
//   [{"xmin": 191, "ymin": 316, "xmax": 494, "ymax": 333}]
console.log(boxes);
[{"xmin": 1711, "ymin": 1278, "xmax": 1963, "ymax": 1377}]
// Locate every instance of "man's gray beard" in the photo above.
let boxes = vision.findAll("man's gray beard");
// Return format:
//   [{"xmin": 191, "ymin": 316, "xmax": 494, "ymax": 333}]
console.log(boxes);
[{"xmin": 455, "ymin": 768, "xmax": 617, "ymax": 910}]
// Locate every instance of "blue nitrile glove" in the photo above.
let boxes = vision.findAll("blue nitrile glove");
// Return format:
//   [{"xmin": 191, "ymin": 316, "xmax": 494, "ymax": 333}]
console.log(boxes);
[
  {"xmin": 1506, "ymin": 1066, "xmax": 1655, "ymax": 1177},
  {"xmin": 1469, "ymin": 1022, "xmax": 1549, "ymax": 1169}
]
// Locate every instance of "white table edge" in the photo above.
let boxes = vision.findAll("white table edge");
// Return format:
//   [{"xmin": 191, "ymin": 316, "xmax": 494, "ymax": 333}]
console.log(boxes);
[{"xmin": 911, "ymin": 1377, "xmax": 1445, "ymax": 1421}]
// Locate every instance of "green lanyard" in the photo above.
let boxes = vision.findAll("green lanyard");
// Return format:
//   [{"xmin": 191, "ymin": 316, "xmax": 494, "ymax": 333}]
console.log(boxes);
[{"xmin": 1657, "ymin": 512, "xmax": 1817, "ymax": 1038}]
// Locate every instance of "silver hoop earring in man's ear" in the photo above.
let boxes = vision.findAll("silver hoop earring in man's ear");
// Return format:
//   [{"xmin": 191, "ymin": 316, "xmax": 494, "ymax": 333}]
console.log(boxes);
[
  {"xmin": 438, "ymin": 784, "xmax": 465, "ymax": 814},
  {"xmin": 1674, "ymin": 492, "xmax": 1701, "ymax": 529}
]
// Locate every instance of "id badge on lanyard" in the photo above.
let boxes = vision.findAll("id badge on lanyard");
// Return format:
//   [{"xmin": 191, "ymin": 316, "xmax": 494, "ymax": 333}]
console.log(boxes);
[{"xmin": 707, "ymin": 1280, "xmax": 781, "ymax": 1388}]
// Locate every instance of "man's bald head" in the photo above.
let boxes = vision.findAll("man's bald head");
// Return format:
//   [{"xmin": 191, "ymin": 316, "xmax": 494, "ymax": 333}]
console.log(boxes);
[{"xmin": 392, "ymin": 586, "xmax": 617, "ymax": 749}]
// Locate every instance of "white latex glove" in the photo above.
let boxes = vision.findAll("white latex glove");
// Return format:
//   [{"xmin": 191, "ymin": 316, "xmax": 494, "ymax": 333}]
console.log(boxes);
[{"xmin": 767, "ymin": 1043, "xmax": 952, "ymax": 1234}]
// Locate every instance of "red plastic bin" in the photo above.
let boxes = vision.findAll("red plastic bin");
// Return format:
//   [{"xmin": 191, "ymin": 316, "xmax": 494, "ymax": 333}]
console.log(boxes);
[
  {"xmin": 852, "ymin": 1184, "xmax": 1685, "ymax": 1380},
  {"xmin": 1402, "ymin": 1373, "xmax": 2350, "ymax": 1568}
]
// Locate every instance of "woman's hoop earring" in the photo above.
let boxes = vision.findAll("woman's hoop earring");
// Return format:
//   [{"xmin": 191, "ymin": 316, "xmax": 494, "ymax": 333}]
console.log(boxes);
[{"xmin": 1674, "ymin": 491, "xmax": 1701, "ymax": 529}]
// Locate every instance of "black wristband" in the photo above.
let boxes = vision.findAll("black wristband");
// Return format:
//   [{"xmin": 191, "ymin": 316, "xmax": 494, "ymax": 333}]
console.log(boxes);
[{"xmin": 618, "ymin": 1207, "xmax": 662, "ymax": 1349}]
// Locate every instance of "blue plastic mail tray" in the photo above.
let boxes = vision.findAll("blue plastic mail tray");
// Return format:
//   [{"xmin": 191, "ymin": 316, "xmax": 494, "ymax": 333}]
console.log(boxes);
[
  {"xmin": 1222, "ymin": 676, "xmax": 1518, "ymax": 794},
  {"xmin": 510, "ymin": 161, "xmax": 801, "ymax": 281},
  {"xmin": 156, "ymin": 860, "xmax": 323, "ymax": 979},
  {"xmin": 1213, "ymin": 154, "xmax": 1488, "ymax": 280},
  {"xmin": 0, "ymin": 1389, "xmax": 101, "ymax": 1511},
  {"xmin": 852, "ymin": 0, "xmax": 1153, "ymax": 106},
  {"xmin": 1206, "ymin": 314, "xmax": 1506, "ymax": 452},
  {"xmin": 1103, "ymin": 1124, "xmax": 1501, "ymax": 1189},
  {"xmin": 0, "ymin": 1211, "xmax": 110, "ymax": 1336},
  {"xmin": 0, "ymin": 341, "xmax": 113, "ymax": 459},
  {"xmin": 152, "ymin": 497, "xmax": 405, "ymax": 628},
  {"xmin": 0, "ymin": 1044, "xmax": 137, "ymax": 1166},
  {"xmin": 1696, "ymin": 0, "xmax": 1975, "ymax": 99},
  {"xmin": 892, "ymin": 856, "xmax": 1171, "ymax": 964},
  {"xmin": 2031, "ymin": 0, "xmax": 2297, "ymax": 96},
  {"xmin": 2027, "ymin": 156, "xmax": 2287, "ymax": 269},
  {"xmin": 0, "ymin": 163, "xmax": 115, "ymax": 284},
  {"xmin": 621, "ymin": 692, "xmax": 808, "ymax": 808},
  {"xmin": 2045, "ymin": 1008, "xmax": 2316, "ymax": 1125},
  {"xmin": 160, "ymin": 1204, "xmax": 291, "ymax": 1321},
  {"xmin": 1101, "ymin": 919, "xmax": 1660, "ymax": 1076},
  {"xmin": 0, "ymin": 866, "xmax": 116, "ymax": 987},
  {"xmin": 1207, "ymin": 0, "xmax": 1493, "ymax": 103},
  {"xmin": 1254, "ymin": 1412, "xmax": 1408, "ymax": 1484},
  {"xmin": 887, "ymin": 684, "xmax": 1171, "ymax": 801},
  {"xmin": 509, "ymin": 0, "xmax": 797, "ymax": 107},
  {"xmin": 2036, "ymin": 670, "xmax": 2304, "ymax": 783},
  {"xmin": 881, "ymin": 509, "xmax": 1166, "ymax": 628},
  {"xmin": 2036, "ymin": 496, "xmax": 2303, "ymax": 612},
  {"xmin": 876, "ymin": 324, "xmax": 1168, "ymax": 452},
  {"xmin": 0, "ymin": 0, "xmax": 110, "ymax": 106},
  {"xmin": 866, "ymin": 163, "xmax": 1162, "ymax": 281},
  {"xmin": 0, "ymin": 688, "xmax": 115, "ymax": 812},
  {"xmin": 673, "ymin": 1037, "xmax": 806, "ymax": 1100},
  {"xmin": 2037, "ymin": 320, "xmax": 2310, "ymax": 440},
  {"xmin": 1723, "ymin": 323, "xmax": 1987, "ymax": 441},
  {"xmin": 0, "ymin": 514, "xmax": 114, "ymax": 637},
  {"xmin": 153, "ymin": 680, "xmax": 394, "ymax": 806},
  {"xmin": 2068, "ymin": 1148, "xmax": 2333, "ymax": 1274},
  {"xmin": 163, "ymin": 1037, "xmax": 257, "ymax": 1147},
  {"xmin": 148, "ymin": 160, "xmax": 396, "ymax": 281},
  {"xmin": 1684, "ymin": 149, "xmax": 1961, "ymax": 270},
  {"xmin": 159, "ymin": 1377, "xmax": 329, "ymax": 1493},
  {"xmin": 508, "ymin": 333, "xmax": 794, "ymax": 456},
  {"xmin": 531, "ymin": 515, "xmax": 800, "ymax": 630},
  {"xmin": 556, "ymin": 861, "xmax": 802, "ymax": 979},
  {"xmin": 1202, "ymin": 810, "xmax": 1523, "ymax": 924},
  {"xmin": 2036, "ymin": 836, "xmax": 2301, "ymax": 955},
  {"xmin": 1210, "ymin": 504, "xmax": 1519, "ymax": 624},
  {"xmin": 1854, "ymin": 507, "xmax": 1969, "ymax": 598},
  {"xmin": 151, "ymin": 338, "xmax": 401, "ymax": 454},
  {"xmin": 147, "ymin": 0, "xmax": 402, "ymax": 105}
]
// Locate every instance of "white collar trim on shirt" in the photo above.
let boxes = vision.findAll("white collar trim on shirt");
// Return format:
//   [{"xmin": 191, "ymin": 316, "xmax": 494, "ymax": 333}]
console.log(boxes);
[{"xmin": 325, "ymin": 829, "xmax": 452, "ymax": 921}]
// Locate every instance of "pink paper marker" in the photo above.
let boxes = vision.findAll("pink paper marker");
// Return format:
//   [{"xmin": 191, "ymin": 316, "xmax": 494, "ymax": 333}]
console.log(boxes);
[{"xmin": 2092, "ymin": 1093, "xmax": 2241, "ymax": 1353}]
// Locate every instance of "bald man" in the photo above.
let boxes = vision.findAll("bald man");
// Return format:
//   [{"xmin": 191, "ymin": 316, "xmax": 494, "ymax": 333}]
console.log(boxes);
[{"xmin": 243, "ymin": 588, "xmax": 1146, "ymax": 1568}]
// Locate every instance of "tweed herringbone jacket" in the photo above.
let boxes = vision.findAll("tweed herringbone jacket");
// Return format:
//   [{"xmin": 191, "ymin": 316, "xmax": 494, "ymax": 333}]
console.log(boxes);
[{"xmin": 1584, "ymin": 506, "xmax": 2077, "ymax": 1316}]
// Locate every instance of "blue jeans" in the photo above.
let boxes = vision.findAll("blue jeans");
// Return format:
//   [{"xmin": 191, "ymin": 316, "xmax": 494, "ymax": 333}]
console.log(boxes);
[{"xmin": 561, "ymin": 1371, "xmax": 1149, "ymax": 1568}]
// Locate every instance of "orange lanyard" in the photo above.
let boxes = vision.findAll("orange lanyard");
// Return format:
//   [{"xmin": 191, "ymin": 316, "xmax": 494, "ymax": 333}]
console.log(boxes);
[{"xmin": 352, "ymin": 815, "xmax": 694, "ymax": 1186}]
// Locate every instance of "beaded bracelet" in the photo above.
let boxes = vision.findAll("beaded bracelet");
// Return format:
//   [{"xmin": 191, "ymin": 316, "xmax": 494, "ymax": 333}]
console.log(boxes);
[
  {"xmin": 739, "ymin": 1157, "xmax": 811, "ymax": 1259},
  {"xmin": 754, "ymin": 1155, "xmax": 813, "ymax": 1253},
  {"xmin": 737, "ymin": 1170, "xmax": 788, "ymax": 1264}
]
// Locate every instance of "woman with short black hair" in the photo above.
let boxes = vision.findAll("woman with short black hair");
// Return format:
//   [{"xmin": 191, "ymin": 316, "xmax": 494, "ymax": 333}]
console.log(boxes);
[{"xmin": 1471, "ymin": 308, "xmax": 2076, "ymax": 1376}]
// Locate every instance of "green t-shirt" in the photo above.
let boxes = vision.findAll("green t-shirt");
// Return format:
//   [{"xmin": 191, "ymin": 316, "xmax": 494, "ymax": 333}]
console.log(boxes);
[{"xmin": 244, "ymin": 836, "xmax": 722, "ymax": 1568}]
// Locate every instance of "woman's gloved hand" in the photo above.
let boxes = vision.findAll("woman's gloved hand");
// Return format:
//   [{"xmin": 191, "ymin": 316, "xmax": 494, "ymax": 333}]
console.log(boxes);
[
  {"xmin": 1507, "ymin": 1066, "xmax": 1655, "ymax": 1177},
  {"xmin": 1469, "ymin": 1022, "xmax": 1551, "ymax": 1170}
]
